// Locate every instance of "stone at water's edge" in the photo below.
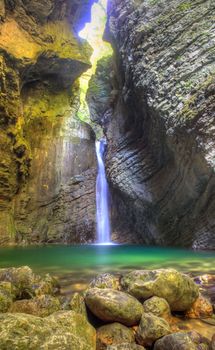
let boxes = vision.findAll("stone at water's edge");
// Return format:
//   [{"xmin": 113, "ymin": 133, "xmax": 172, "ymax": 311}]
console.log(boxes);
[
  {"xmin": 0, "ymin": 311, "xmax": 96, "ymax": 350},
  {"xmin": 96, "ymin": 323, "xmax": 135, "ymax": 350},
  {"xmin": 85, "ymin": 288, "xmax": 143, "ymax": 326},
  {"xmin": 154, "ymin": 331, "xmax": 211, "ymax": 350},
  {"xmin": 135, "ymin": 313, "xmax": 171, "ymax": 347},
  {"xmin": 121, "ymin": 269, "xmax": 199, "ymax": 311}
]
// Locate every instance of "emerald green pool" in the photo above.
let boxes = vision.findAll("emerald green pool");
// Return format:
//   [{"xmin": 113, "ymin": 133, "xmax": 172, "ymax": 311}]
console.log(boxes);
[{"xmin": 0, "ymin": 245, "xmax": 214, "ymax": 293}]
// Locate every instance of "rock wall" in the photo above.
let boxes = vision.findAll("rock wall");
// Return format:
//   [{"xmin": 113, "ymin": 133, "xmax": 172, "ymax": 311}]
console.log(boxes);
[
  {"xmin": 0, "ymin": 0, "xmax": 97, "ymax": 244},
  {"xmin": 88, "ymin": 0, "xmax": 215, "ymax": 248}
]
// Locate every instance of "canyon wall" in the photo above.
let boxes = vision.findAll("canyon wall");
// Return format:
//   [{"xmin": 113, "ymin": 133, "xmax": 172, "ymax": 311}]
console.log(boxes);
[
  {"xmin": 0, "ymin": 0, "xmax": 97, "ymax": 244},
  {"xmin": 88, "ymin": 0, "xmax": 215, "ymax": 248}
]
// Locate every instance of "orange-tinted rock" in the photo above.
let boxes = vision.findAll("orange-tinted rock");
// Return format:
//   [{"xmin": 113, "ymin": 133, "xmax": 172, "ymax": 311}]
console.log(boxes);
[{"xmin": 186, "ymin": 296, "xmax": 213, "ymax": 319}]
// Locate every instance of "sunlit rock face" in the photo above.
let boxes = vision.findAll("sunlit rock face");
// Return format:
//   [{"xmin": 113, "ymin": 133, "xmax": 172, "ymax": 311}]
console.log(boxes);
[
  {"xmin": 0, "ymin": 0, "xmax": 97, "ymax": 244},
  {"xmin": 88, "ymin": 0, "xmax": 215, "ymax": 248}
]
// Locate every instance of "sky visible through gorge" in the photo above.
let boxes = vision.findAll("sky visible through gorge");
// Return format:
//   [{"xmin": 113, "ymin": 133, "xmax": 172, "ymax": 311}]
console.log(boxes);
[{"xmin": 78, "ymin": 0, "xmax": 112, "ymax": 123}]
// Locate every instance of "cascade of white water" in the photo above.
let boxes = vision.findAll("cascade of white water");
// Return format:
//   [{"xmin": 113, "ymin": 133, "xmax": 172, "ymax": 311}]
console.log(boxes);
[{"xmin": 95, "ymin": 140, "xmax": 111, "ymax": 243}]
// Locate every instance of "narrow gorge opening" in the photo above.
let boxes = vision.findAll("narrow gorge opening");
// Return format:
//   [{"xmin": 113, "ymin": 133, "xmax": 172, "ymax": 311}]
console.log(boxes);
[{"xmin": 77, "ymin": 0, "xmax": 112, "ymax": 128}]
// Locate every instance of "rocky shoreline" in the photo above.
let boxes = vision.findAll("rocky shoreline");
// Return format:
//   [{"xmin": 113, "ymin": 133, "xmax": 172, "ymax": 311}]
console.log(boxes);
[{"xmin": 0, "ymin": 266, "xmax": 214, "ymax": 349}]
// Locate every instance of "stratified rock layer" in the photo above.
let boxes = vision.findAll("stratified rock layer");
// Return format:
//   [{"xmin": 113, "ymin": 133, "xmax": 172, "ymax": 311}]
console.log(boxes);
[{"xmin": 88, "ymin": 0, "xmax": 215, "ymax": 247}]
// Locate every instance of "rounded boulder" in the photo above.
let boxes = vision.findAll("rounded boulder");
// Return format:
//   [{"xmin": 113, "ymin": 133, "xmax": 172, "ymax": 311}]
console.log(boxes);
[{"xmin": 85, "ymin": 288, "xmax": 143, "ymax": 326}]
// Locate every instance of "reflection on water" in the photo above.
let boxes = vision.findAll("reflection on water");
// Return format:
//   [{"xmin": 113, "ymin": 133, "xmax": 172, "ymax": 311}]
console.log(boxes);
[{"xmin": 0, "ymin": 245, "xmax": 214, "ymax": 293}]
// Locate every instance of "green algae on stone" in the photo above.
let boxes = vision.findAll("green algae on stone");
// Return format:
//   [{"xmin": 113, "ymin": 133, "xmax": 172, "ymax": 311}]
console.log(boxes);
[{"xmin": 0, "ymin": 311, "xmax": 96, "ymax": 350}]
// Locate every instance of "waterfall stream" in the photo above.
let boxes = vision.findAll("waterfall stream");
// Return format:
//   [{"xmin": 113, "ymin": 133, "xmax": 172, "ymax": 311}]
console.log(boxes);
[{"xmin": 95, "ymin": 140, "xmax": 111, "ymax": 243}]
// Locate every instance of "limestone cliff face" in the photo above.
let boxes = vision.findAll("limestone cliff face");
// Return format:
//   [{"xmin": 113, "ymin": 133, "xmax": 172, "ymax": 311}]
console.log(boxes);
[
  {"xmin": 88, "ymin": 0, "xmax": 215, "ymax": 248},
  {"xmin": 0, "ymin": 0, "xmax": 97, "ymax": 244}
]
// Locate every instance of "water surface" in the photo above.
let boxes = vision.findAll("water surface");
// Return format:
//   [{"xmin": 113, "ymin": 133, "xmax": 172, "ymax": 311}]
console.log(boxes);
[{"xmin": 0, "ymin": 245, "xmax": 214, "ymax": 293}]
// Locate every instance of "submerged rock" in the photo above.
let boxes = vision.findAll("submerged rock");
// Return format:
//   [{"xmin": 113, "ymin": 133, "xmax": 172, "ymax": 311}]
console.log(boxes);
[
  {"xmin": 9, "ymin": 294, "xmax": 61, "ymax": 317},
  {"xmin": 121, "ymin": 269, "xmax": 199, "ymax": 311},
  {"xmin": 0, "ymin": 311, "xmax": 96, "ymax": 350},
  {"xmin": 85, "ymin": 288, "xmax": 143, "ymax": 326},
  {"xmin": 154, "ymin": 331, "xmax": 210, "ymax": 350},
  {"xmin": 135, "ymin": 313, "xmax": 171, "ymax": 347},
  {"xmin": 96, "ymin": 322, "xmax": 135, "ymax": 350},
  {"xmin": 89, "ymin": 273, "xmax": 120, "ymax": 290}
]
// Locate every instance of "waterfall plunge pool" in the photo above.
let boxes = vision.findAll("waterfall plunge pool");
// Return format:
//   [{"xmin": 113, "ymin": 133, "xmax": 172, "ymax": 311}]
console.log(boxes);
[{"xmin": 0, "ymin": 244, "xmax": 214, "ymax": 295}]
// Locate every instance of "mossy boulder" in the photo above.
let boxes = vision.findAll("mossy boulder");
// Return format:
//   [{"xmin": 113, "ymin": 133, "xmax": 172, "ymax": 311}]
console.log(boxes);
[
  {"xmin": 135, "ymin": 313, "xmax": 171, "ymax": 347},
  {"xmin": 85, "ymin": 288, "xmax": 143, "ymax": 326},
  {"xmin": 154, "ymin": 331, "xmax": 210, "ymax": 350},
  {"xmin": 96, "ymin": 323, "xmax": 135, "ymax": 350},
  {"xmin": 9, "ymin": 294, "xmax": 61, "ymax": 317},
  {"xmin": 121, "ymin": 269, "xmax": 199, "ymax": 311},
  {"xmin": 0, "ymin": 311, "xmax": 96, "ymax": 350},
  {"xmin": 89, "ymin": 273, "xmax": 120, "ymax": 290},
  {"xmin": 143, "ymin": 296, "xmax": 171, "ymax": 320}
]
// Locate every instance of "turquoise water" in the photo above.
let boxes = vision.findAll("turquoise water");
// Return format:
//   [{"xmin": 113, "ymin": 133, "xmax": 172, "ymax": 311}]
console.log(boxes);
[{"xmin": 0, "ymin": 245, "xmax": 214, "ymax": 292}]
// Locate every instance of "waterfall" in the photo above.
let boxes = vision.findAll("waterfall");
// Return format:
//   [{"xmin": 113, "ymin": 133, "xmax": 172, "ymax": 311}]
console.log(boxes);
[{"xmin": 95, "ymin": 139, "xmax": 111, "ymax": 243}]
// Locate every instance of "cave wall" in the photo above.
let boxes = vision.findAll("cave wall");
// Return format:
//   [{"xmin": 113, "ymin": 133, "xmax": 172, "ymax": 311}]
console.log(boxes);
[
  {"xmin": 88, "ymin": 0, "xmax": 215, "ymax": 248},
  {"xmin": 0, "ymin": 0, "xmax": 97, "ymax": 244}
]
